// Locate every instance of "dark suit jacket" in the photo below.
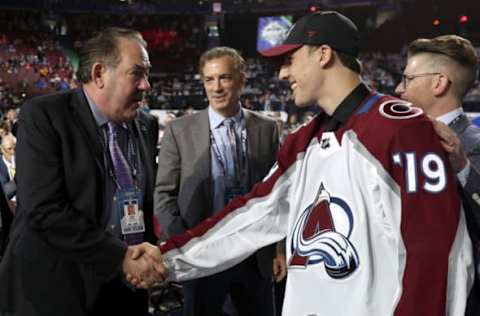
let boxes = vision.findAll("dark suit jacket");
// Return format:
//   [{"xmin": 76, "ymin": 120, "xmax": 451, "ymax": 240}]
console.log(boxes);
[
  {"xmin": 0, "ymin": 157, "xmax": 9, "ymax": 186},
  {"xmin": 0, "ymin": 157, "xmax": 16, "ymax": 199},
  {"xmin": 0, "ymin": 187, "xmax": 11, "ymax": 257},
  {"xmin": 155, "ymin": 108, "xmax": 279, "ymax": 278},
  {"xmin": 0, "ymin": 88, "xmax": 158, "ymax": 316},
  {"xmin": 0, "ymin": 159, "xmax": 13, "ymax": 257}
]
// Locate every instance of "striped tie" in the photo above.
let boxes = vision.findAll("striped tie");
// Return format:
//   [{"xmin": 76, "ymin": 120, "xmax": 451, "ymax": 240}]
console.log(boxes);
[{"xmin": 224, "ymin": 118, "xmax": 239, "ymax": 178}]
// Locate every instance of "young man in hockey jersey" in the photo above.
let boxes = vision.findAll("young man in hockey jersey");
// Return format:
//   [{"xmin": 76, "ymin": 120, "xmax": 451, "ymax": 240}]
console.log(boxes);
[{"xmin": 132, "ymin": 11, "xmax": 474, "ymax": 316}]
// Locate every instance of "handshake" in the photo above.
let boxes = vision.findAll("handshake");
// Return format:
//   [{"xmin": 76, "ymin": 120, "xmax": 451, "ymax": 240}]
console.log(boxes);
[{"xmin": 122, "ymin": 242, "xmax": 168, "ymax": 288}]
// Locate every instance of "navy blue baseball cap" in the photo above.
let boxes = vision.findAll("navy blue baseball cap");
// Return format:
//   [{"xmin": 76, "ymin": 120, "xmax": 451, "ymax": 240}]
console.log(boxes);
[{"xmin": 260, "ymin": 11, "xmax": 360, "ymax": 58}]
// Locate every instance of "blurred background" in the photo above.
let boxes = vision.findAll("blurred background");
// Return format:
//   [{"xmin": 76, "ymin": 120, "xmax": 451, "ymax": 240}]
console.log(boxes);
[
  {"xmin": 1, "ymin": 1, "xmax": 479, "ymax": 314},
  {"xmin": 1, "ymin": 0, "xmax": 480, "ymax": 136}
]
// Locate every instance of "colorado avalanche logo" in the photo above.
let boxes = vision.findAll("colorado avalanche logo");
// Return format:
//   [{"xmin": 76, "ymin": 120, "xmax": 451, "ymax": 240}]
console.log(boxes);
[{"xmin": 290, "ymin": 183, "xmax": 359, "ymax": 279}]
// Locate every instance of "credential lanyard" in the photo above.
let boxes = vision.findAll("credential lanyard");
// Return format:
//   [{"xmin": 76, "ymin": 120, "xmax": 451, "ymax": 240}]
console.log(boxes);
[
  {"xmin": 100, "ymin": 124, "xmax": 140, "ymax": 190},
  {"xmin": 210, "ymin": 124, "xmax": 247, "ymax": 183}
]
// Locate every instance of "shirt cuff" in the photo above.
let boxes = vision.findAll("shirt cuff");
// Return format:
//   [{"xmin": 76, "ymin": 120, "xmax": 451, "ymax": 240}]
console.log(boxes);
[{"xmin": 159, "ymin": 243, "xmax": 178, "ymax": 282}]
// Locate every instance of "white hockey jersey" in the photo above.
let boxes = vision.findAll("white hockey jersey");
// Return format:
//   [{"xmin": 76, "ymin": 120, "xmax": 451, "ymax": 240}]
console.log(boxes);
[{"xmin": 160, "ymin": 91, "xmax": 474, "ymax": 316}]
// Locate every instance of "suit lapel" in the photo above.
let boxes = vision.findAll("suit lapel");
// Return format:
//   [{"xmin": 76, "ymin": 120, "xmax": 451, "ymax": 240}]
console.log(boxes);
[
  {"xmin": 133, "ymin": 117, "xmax": 154, "ymax": 191},
  {"xmin": 70, "ymin": 89, "xmax": 105, "ymax": 176},
  {"xmin": 195, "ymin": 110, "xmax": 213, "ymax": 211},
  {"xmin": 244, "ymin": 110, "xmax": 259, "ymax": 187}
]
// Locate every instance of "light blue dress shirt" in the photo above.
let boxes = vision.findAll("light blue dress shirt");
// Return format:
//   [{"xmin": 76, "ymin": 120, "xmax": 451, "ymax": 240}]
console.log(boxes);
[{"xmin": 208, "ymin": 106, "xmax": 246, "ymax": 213}]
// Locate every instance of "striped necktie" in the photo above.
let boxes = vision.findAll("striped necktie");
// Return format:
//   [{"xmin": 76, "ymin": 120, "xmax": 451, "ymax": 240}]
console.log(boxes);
[
  {"xmin": 224, "ymin": 118, "xmax": 239, "ymax": 178},
  {"xmin": 107, "ymin": 122, "xmax": 134, "ymax": 188}
]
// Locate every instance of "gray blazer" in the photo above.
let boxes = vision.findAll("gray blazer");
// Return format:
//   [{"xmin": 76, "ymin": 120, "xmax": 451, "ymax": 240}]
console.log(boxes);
[
  {"xmin": 154, "ymin": 108, "xmax": 279, "ymax": 278},
  {"xmin": 452, "ymin": 113, "xmax": 480, "ymax": 314},
  {"xmin": 450, "ymin": 114, "xmax": 480, "ymax": 225}
]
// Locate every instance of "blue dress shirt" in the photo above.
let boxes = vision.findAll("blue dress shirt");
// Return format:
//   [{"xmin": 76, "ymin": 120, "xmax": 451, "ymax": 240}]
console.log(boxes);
[{"xmin": 208, "ymin": 106, "xmax": 247, "ymax": 213}]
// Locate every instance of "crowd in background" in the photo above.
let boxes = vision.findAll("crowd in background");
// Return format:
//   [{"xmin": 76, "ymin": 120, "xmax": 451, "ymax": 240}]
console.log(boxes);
[
  {"xmin": 1, "ymin": 7, "xmax": 480, "ymax": 316},
  {"xmin": 1, "ymin": 9, "xmax": 480, "ymax": 139}
]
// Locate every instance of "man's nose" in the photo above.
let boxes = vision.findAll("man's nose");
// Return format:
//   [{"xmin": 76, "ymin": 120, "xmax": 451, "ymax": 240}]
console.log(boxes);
[
  {"xmin": 279, "ymin": 66, "xmax": 289, "ymax": 81},
  {"xmin": 394, "ymin": 82, "xmax": 404, "ymax": 96},
  {"xmin": 213, "ymin": 79, "xmax": 223, "ymax": 91},
  {"xmin": 139, "ymin": 77, "xmax": 151, "ymax": 91}
]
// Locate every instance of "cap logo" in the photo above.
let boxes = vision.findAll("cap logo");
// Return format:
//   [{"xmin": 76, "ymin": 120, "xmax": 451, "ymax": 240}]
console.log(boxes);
[
  {"xmin": 307, "ymin": 31, "xmax": 317, "ymax": 38},
  {"xmin": 285, "ymin": 22, "xmax": 296, "ymax": 39}
]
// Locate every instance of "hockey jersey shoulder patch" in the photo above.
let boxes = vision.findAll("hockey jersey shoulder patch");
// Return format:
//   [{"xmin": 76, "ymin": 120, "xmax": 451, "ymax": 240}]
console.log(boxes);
[{"xmin": 379, "ymin": 99, "xmax": 423, "ymax": 120}]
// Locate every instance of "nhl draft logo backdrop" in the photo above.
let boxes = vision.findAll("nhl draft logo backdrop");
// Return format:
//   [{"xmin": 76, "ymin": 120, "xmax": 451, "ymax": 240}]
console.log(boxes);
[{"xmin": 290, "ymin": 182, "xmax": 359, "ymax": 279}]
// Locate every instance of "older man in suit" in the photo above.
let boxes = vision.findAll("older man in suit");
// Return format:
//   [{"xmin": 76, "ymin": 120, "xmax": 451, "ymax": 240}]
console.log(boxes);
[
  {"xmin": 0, "ymin": 27, "xmax": 164, "ymax": 316},
  {"xmin": 155, "ymin": 46, "xmax": 285, "ymax": 316},
  {"xmin": 395, "ymin": 34, "xmax": 480, "ymax": 315},
  {"xmin": 0, "ymin": 134, "xmax": 16, "ymax": 201}
]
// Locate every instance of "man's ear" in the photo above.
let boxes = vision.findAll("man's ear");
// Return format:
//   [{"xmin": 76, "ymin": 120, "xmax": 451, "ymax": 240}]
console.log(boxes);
[
  {"xmin": 91, "ymin": 63, "xmax": 105, "ymax": 88},
  {"xmin": 317, "ymin": 45, "xmax": 334, "ymax": 68},
  {"xmin": 432, "ymin": 73, "xmax": 450, "ymax": 97},
  {"xmin": 239, "ymin": 71, "xmax": 247, "ymax": 88}
]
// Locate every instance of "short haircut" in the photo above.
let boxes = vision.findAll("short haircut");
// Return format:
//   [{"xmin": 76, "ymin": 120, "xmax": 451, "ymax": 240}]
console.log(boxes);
[
  {"xmin": 407, "ymin": 35, "xmax": 478, "ymax": 98},
  {"xmin": 198, "ymin": 46, "xmax": 245, "ymax": 78},
  {"xmin": 1, "ymin": 134, "xmax": 15, "ymax": 149},
  {"xmin": 76, "ymin": 27, "xmax": 147, "ymax": 84},
  {"xmin": 308, "ymin": 45, "xmax": 362, "ymax": 74}
]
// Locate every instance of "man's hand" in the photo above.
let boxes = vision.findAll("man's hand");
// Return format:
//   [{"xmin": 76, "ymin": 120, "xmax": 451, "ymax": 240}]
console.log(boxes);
[
  {"xmin": 431, "ymin": 120, "xmax": 468, "ymax": 173},
  {"xmin": 122, "ymin": 242, "xmax": 166, "ymax": 288},
  {"xmin": 272, "ymin": 253, "xmax": 287, "ymax": 282}
]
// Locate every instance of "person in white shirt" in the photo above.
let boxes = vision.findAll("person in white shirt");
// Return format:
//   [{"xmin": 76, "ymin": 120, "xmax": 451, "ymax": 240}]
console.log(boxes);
[{"xmin": 395, "ymin": 34, "xmax": 480, "ymax": 315}]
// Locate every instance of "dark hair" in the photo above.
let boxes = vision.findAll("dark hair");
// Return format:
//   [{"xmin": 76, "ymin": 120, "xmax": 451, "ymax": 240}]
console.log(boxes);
[
  {"xmin": 198, "ymin": 46, "xmax": 245, "ymax": 78},
  {"xmin": 308, "ymin": 45, "xmax": 362, "ymax": 74},
  {"xmin": 336, "ymin": 51, "xmax": 362, "ymax": 74},
  {"xmin": 408, "ymin": 35, "xmax": 478, "ymax": 97},
  {"xmin": 76, "ymin": 27, "xmax": 147, "ymax": 84}
]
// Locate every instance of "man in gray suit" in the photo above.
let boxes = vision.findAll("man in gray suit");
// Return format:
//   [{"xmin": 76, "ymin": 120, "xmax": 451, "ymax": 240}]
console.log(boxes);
[
  {"xmin": 155, "ymin": 46, "xmax": 285, "ymax": 316},
  {"xmin": 395, "ymin": 34, "xmax": 480, "ymax": 314}
]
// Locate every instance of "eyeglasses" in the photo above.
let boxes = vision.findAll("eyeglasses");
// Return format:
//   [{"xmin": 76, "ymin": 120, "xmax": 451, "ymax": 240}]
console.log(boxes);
[{"xmin": 399, "ymin": 72, "xmax": 442, "ymax": 90}]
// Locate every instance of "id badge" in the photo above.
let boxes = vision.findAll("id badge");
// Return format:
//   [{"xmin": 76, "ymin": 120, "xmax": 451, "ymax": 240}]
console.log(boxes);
[{"xmin": 114, "ymin": 187, "xmax": 145, "ymax": 235}]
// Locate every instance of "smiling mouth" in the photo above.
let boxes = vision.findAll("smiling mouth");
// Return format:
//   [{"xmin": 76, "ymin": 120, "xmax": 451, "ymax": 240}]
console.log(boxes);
[{"xmin": 212, "ymin": 95, "xmax": 227, "ymax": 101}]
